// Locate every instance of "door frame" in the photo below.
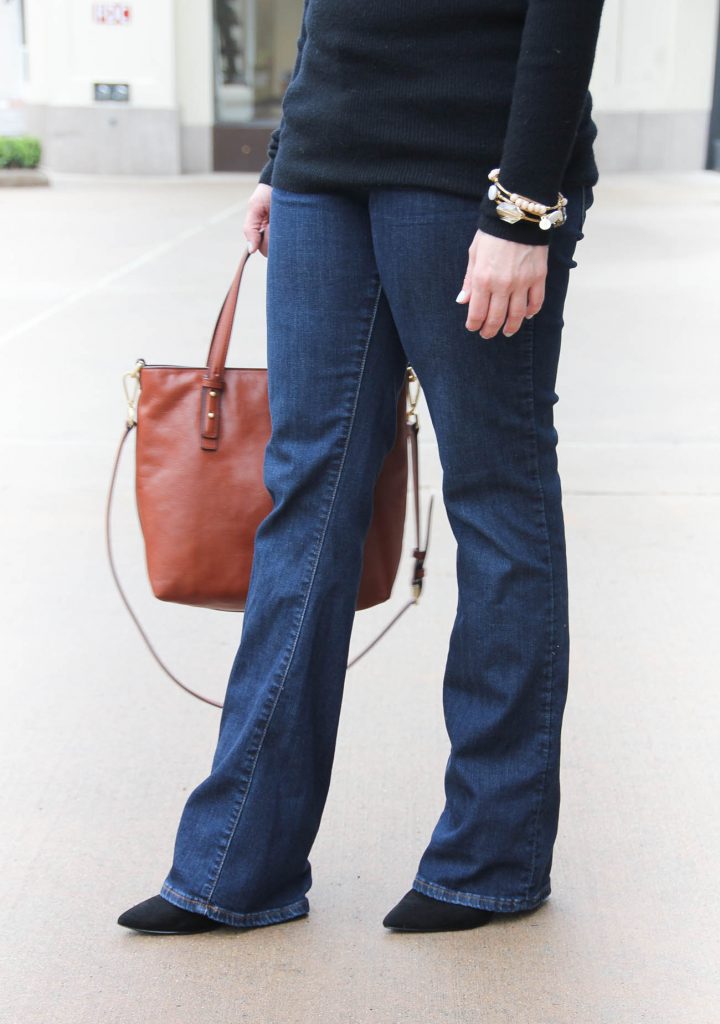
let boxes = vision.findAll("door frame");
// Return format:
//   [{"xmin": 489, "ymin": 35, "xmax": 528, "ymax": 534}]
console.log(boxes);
[{"xmin": 707, "ymin": 0, "xmax": 720, "ymax": 169}]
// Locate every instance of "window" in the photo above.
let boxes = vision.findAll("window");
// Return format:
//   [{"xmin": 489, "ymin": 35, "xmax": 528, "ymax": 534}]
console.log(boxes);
[{"xmin": 213, "ymin": 0, "xmax": 304, "ymax": 126}]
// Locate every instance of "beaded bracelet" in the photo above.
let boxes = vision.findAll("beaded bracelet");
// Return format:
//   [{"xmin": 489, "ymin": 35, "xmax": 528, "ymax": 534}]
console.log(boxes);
[{"xmin": 487, "ymin": 168, "xmax": 567, "ymax": 230}]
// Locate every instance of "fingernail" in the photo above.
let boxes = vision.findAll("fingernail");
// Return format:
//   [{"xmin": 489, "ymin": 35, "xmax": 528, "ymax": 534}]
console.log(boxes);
[
  {"xmin": 247, "ymin": 241, "xmax": 254, "ymax": 253},
  {"xmin": 456, "ymin": 290, "xmax": 467, "ymax": 303},
  {"xmin": 525, "ymin": 313, "xmax": 534, "ymax": 319}
]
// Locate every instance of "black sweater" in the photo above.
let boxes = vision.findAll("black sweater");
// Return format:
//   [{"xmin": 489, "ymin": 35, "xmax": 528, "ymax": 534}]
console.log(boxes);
[{"xmin": 259, "ymin": 1, "xmax": 606, "ymax": 246}]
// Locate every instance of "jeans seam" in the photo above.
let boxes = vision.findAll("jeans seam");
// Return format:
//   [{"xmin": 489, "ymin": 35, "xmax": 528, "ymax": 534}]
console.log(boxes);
[
  {"xmin": 202, "ymin": 276, "xmax": 385, "ymax": 905},
  {"xmin": 412, "ymin": 874, "xmax": 551, "ymax": 913},
  {"xmin": 161, "ymin": 881, "xmax": 309, "ymax": 928},
  {"xmin": 522, "ymin": 313, "xmax": 557, "ymax": 902}
]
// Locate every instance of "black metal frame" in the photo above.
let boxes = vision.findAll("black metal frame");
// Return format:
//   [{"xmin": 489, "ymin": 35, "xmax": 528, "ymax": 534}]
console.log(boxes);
[{"xmin": 707, "ymin": 0, "xmax": 720, "ymax": 170}]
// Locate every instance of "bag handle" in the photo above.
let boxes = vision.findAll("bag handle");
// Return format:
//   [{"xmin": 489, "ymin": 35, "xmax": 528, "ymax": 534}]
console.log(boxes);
[
  {"xmin": 204, "ymin": 245, "xmax": 251, "ymax": 386},
  {"xmin": 105, "ymin": 387, "xmax": 434, "ymax": 709},
  {"xmin": 199, "ymin": 247, "xmax": 253, "ymax": 450}
]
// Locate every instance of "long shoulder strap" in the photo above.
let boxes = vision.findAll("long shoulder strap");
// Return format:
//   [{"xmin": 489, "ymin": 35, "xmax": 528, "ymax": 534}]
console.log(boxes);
[
  {"xmin": 105, "ymin": 424, "xmax": 225, "ymax": 709},
  {"xmin": 105, "ymin": 417, "xmax": 433, "ymax": 708}
]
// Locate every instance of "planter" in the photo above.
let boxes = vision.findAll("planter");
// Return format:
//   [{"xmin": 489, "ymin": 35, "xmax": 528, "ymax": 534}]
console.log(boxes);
[{"xmin": 0, "ymin": 167, "xmax": 50, "ymax": 187}]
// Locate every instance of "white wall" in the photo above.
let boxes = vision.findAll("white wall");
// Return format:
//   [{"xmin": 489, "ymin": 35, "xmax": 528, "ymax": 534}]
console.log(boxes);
[
  {"xmin": 24, "ymin": 0, "xmax": 176, "ymax": 109},
  {"xmin": 22, "ymin": 0, "xmax": 182, "ymax": 173},
  {"xmin": 586, "ymin": 0, "xmax": 719, "ymax": 170},
  {"xmin": 0, "ymin": 1, "xmax": 25, "ymax": 104},
  {"xmin": 592, "ymin": 0, "xmax": 719, "ymax": 111}
]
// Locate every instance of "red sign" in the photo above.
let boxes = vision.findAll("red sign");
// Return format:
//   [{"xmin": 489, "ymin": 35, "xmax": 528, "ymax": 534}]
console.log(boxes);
[{"xmin": 92, "ymin": 4, "xmax": 131, "ymax": 24}]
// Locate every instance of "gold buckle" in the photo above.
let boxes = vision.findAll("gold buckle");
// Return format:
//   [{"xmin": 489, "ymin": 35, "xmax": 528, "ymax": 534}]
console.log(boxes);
[
  {"xmin": 122, "ymin": 358, "xmax": 145, "ymax": 427},
  {"xmin": 406, "ymin": 365, "xmax": 420, "ymax": 426}
]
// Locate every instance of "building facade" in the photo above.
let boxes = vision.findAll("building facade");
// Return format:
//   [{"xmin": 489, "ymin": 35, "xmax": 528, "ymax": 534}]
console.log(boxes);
[{"xmin": 2, "ymin": 0, "xmax": 719, "ymax": 176}]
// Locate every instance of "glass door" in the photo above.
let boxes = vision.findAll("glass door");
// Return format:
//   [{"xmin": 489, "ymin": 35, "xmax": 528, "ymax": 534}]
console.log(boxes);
[{"xmin": 213, "ymin": 0, "xmax": 304, "ymax": 170}]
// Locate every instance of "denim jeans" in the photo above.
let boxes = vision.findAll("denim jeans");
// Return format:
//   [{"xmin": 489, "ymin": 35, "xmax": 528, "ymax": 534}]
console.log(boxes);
[{"xmin": 160, "ymin": 180, "xmax": 593, "ymax": 926}]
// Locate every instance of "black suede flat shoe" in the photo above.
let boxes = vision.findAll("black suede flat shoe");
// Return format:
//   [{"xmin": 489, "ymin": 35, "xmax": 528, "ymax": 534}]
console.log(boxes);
[
  {"xmin": 117, "ymin": 894, "xmax": 225, "ymax": 935},
  {"xmin": 383, "ymin": 889, "xmax": 494, "ymax": 932}
]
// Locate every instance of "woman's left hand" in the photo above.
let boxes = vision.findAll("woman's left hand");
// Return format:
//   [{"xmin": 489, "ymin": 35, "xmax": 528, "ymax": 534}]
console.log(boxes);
[{"xmin": 456, "ymin": 230, "xmax": 549, "ymax": 339}]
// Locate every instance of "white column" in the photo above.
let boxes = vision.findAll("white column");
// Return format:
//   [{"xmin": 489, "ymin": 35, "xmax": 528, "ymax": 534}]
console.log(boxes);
[
  {"xmin": 174, "ymin": 0, "xmax": 214, "ymax": 172},
  {"xmin": 591, "ymin": 0, "xmax": 720, "ymax": 170},
  {"xmin": 23, "ymin": 0, "xmax": 181, "ymax": 173}
]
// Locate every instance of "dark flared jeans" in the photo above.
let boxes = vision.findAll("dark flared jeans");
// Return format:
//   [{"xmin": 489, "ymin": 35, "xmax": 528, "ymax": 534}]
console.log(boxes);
[{"xmin": 160, "ymin": 180, "xmax": 593, "ymax": 926}]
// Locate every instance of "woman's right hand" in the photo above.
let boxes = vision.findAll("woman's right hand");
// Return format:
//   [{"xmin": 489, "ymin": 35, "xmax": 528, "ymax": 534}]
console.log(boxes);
[{"xmin": 244, "ymin": 183, "xmax": 273, "ymax": 257}]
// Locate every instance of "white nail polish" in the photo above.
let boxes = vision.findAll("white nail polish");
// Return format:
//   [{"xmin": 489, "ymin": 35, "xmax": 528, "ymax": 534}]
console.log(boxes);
[
  {"xmin": 456, "ymin": 290, "xmax": 467, "ymax": 303},
  {"xmin": 247, "ymin": 241, "xmax": 254, "ymax": 253}
]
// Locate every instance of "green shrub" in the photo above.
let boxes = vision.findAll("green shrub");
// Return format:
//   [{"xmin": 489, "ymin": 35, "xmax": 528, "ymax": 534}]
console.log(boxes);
[{"xmin": 0, "ymin": 136, "xmax": 42, "ymax": 169}]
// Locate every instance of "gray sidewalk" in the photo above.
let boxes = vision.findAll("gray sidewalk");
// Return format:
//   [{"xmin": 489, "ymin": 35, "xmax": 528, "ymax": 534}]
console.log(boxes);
[{"xmin": 1, "ymin": 171, "xmax": 718, "ymax": 1023}]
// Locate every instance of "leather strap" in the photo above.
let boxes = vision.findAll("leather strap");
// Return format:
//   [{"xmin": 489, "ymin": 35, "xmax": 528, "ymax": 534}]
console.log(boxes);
[
  {"xmin": 205, "ymin": 247, "xmax": 250, "ymax": 386},
  {"xmin": 105, "ymin": 405, "xmax": 433, "ymax": 708},
  {"xmin": 200, "ymin": 249, "xmax": 252, "ymax": 450}
]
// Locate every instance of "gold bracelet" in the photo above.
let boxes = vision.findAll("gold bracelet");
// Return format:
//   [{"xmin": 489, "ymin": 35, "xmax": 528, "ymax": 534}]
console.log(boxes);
[{"xmin": 487, "ymin": 168, "xmax": 567, "ymax": 230}]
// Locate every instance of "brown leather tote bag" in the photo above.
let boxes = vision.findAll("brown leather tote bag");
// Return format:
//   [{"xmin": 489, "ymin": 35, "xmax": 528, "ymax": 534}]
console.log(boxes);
[{"xmin": 106, "ymin": 248, "xmax": 433, "ymax": 707}]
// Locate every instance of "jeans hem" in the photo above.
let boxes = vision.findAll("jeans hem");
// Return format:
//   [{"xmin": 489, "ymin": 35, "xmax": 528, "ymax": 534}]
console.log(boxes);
[
  {"xmin": 160, "ymin": 882, "xmax": 310, "ymax": 929},
  {"xmin": 412, "ymin": 874, "xmax": 551, "ymax": 914}
]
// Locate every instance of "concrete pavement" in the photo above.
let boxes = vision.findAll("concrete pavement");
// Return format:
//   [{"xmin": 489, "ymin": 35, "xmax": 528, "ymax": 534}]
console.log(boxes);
[{"xmin": 1, "ymin": 170, "xmax": 718, "ymax": 1023}]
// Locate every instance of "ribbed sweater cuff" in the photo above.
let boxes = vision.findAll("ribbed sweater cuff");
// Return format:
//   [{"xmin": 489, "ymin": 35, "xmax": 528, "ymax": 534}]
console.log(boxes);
[{"xmin": 258, "ymin": 158, "xmax": 274, "ymax": 186}]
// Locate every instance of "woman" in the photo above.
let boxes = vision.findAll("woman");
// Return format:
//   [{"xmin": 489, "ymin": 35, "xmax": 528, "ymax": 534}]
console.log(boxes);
[{"xmin": 119, "ymin": 0, "xmax": 605, "ymax": 935}]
